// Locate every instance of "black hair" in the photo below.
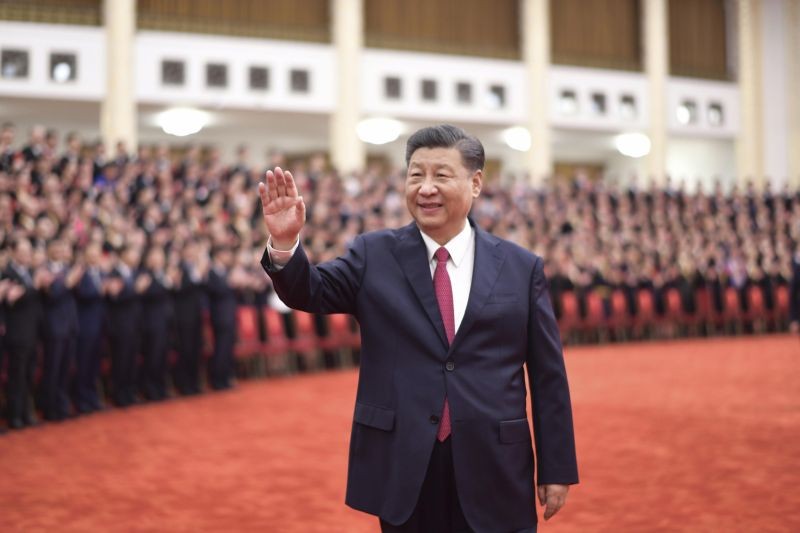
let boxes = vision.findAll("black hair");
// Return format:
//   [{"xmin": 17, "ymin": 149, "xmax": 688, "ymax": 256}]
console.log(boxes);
[{"xmin": 405, "ymin": 124, "xmax": 485, "ymax": 172}]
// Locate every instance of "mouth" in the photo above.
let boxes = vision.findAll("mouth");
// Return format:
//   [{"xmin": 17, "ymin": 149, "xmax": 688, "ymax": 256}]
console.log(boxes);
[{"xmin": 417, "ymin": 202, "xmax": 443, "ymax": 214}]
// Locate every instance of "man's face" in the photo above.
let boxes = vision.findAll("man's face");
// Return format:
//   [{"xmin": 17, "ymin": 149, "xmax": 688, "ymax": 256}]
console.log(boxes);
[
  {"xmin": 405, "ymin": 147, "xmax": 482, "ymax": 244},
  {"xmin": 14, "ymin": 241, "xmax": 32, "ymax": 266}
]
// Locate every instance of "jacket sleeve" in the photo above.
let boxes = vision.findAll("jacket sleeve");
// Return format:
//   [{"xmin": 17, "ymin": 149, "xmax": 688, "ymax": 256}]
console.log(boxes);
[
  {"xmin": 526, "ymin": 256, "xmax": 579, "ymax": 486},
  {"xmin": 260, "ymin": 235, "xmax": 366, "ymax": 315}
]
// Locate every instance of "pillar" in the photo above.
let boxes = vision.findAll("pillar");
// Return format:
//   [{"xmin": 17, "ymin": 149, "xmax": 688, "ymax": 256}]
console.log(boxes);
[
  {"xmin": 521, "ymin": 0, "xmax": 552, "ymax": 186},
  {"xmin": 787, "ymin": 0, "xmax": 800, "ymax": 188},
  {"xmin": 643, "ymin": 0, "xmax": 668, "ymax": 186},
  {"xmin": 735, "ymin": 0, "xmax": 764, "ymax": 188},
  {"xmin": 330, "ymin": 0, "xmax": 365, "ymax": 173},
  {"xmin": 100, "ymin": 0, "xmax": 136, "ymax": 155}
]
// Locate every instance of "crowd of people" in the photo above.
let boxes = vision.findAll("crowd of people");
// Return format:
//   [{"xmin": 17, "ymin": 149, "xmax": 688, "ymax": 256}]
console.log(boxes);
[{"xmin": 1, "ymin": 122, "xmax": 799, "ymax": 432}]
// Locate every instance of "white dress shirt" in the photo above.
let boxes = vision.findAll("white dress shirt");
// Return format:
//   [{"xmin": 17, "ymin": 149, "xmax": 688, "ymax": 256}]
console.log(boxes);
[
  {"xmin": 267, "ymin": 221, "xmax": 476, "ymax": 333},
  {"xmin": 418, "ymin": 222, "xmax": 474, "ymax": 333}
]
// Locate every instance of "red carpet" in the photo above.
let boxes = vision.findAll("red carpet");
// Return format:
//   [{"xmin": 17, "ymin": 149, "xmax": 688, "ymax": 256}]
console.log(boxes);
[{"xmin": 1, "ymin": 335, "xmax": 798, "ymax": 532}]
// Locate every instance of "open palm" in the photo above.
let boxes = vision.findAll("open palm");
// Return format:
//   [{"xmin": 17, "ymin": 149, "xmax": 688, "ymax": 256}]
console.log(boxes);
[{"xmin": 258, "ymin": 167, "xmax": 306, "ymax": 249}]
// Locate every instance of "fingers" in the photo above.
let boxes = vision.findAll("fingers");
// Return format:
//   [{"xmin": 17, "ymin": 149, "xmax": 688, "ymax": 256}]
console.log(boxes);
[
  {"xmin": 541, "ymin": 485, "xmax": 569, "ymax": 521},
  {"xmin": 265, "ymin": 170, "xmax": 278, "ymax": 202},
  {"xmin": 275, "ymin": 166, "xmax": 287, "ymax": 198},
  {"xmin": 284, "ymin": 169, "xmax": 298, "ymax": 197}
]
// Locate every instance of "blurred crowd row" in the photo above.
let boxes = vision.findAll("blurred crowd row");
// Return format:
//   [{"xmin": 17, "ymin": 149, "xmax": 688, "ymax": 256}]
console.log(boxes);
[{"xmin": 1, "ymin": 123, "xmax": 799, "ymax": 432}]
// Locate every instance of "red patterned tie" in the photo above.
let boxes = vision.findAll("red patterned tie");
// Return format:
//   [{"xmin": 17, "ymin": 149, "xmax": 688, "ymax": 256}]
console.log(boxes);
[{"xmin": 434, "ymin": 247, "xmax": 453, "ymax": 441}]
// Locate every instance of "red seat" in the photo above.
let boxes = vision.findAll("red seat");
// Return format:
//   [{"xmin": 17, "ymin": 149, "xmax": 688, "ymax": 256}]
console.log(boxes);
[
  {"xmin": 746, "ymin": 285, "xmax": 765, "ymax": 328},
  {"xmin": 235, "ymin": 306, "xmax": 261, "ymax": 360},
  {"xmin": 291, "ymin": 310, "xmax": 320, "ymax": 355},
  {"xmin": 723, "ymin": 287, "xmax": 742, "ymax": 330},
  {"xmin": 608, "ymin": 289, "xmax": 630, "ymax": 328},
  {"xmin": 201, "ymin": 311, "xmax": 214, "ymax": 359},
  {"xmin": 775, "ymin": 285, "xmax": 789, "ymax": 325},
  {"xmin": 320, "ymin": 313, "xmax": 360, "ymax": 351},
  {"xmin": 558, "ymin": 291, "xmax": 581, "ymax": 341},
  {"xmin": 261, "ymin": 308, "xmax": 291, "ymax": 358}
]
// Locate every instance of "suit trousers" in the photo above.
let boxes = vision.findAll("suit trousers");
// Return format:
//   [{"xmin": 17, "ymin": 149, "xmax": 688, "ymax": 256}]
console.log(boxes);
[{"xmin": 380, "ymin": 436, "xmax": 472, "ymax": 533}]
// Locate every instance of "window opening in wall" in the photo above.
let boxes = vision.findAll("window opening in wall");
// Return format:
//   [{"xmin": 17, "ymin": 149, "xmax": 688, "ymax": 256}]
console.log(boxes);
[
  {"xmin": 421, "ymin": 79, "xmax": 437, "ymax": 101},
  {"xmin": 384, "ymin": 76, "xmax": 402, "ymax": 99},
  {"xmin": 206, "ymin": 63, "xmax": 228, "ymax": 88},
  {"xmin": 50, "ymin": 53, "xmax": 77, "ymax": 83},
  {"xmin": 290, "ymin": 69, "xmax": 310, "ymax": 93},
  {"xmin": 487, "ymin": 84, "xmax": 506, "ymax": 108},
  {"xmin": 620, "ymin": 94, "xmax": 637, "ymax": 119},
  {"xmin": 456, "ymin": 82, "xmax": 472, "ymax": 104},
  {"xmin": 559, "ymin": 89, "xmax": 578, "ymax": 115},
  {"xmin": 249, "ymin": 66, "xmax": 269, "ymax": 90},
  {"xmin": 676, "ymin": 100, "xmax": 698, "ymax": 125},
  {"xmin": 708, "ymin": 102, "xmax": 724, "ymax": 126},
  {"xmin": 161, "ymin": 60, "xmax": 185, "ymax": 86},
  {"xmin": 591, "ymin": 92, "xmax": 607, "ymax": 115},
  {"xmin": 1, "ymin": 49, "xmax": 28, "ymax": 79}
]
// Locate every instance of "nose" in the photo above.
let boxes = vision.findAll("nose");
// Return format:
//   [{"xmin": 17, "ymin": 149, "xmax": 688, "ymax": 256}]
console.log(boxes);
[{"xmin": 418, "ymin": 175, "xmax": 437, "ymax": 196}]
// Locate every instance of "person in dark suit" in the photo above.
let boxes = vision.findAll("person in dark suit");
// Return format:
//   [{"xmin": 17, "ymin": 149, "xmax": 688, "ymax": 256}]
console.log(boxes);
[
  {"xmin": 172, "ymin": 241, "xmax": 208, "ymax": 395},
  {"xmin": 74, "ymin": 242, "xmax": 108, "ymax": 414},
  {"xmin": 258, "ymin": 125, "xmax": 578, "ymax": 532},
  {"xmin": 2, "ymin": 239, "xmax": 43, "ymax": 429},
  {"xmin": 106, "ymin": 246, "xmax": 143, "ymax": 407},
  {"xmin": 40, "ymin": 239, "xmax": 81, "ymax": 420},
  {"xmin": 206, "ymin": 246, "xmax": 239, "ymax": 390},
  {"xmin": 138, "ymin": 247, "xmax": 175, "ymax": 402}
]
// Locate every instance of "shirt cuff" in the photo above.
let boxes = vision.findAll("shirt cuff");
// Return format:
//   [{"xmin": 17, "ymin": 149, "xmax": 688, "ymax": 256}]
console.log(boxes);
[{"xmin": 267, "ymin": 236, "xmax": 300, "ymax": 269}]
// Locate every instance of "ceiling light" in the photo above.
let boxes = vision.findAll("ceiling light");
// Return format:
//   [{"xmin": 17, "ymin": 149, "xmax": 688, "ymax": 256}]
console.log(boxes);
[
  {"xmin": 52, "ymin": 62, "xmax": 72, "ymax": 83},
  {"xmin": 356, "ymin": 117, "xmax": 403, "ymax": 145},
  {"xmin": 614, "ymin": 132, "xmax": 651, "ymax": 158},
  {"xmin": 157, "ymin": 108, "xmax": 209, "ymax": 137},
  {"xmin": 502, "ymin": 126, "xmax": 532, "ymax": 152}
]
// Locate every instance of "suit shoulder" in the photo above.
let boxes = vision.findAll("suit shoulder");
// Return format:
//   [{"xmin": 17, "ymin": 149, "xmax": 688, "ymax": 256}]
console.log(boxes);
[
  {"xmin": 493, "ymin": 235, "xmax": 541, "ymax": 267},
  {"xmin": 358, "ymin": 226, "xmax": 407, "ymax": 248}
]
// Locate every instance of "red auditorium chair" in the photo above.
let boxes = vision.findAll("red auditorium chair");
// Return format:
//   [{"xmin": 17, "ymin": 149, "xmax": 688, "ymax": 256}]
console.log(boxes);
[
  {"xmin": 290, "ymin": 310, "xmax": 322, "ymax": 370},
  {"xmin": 723, "ymin": 287, "xmax": 743, "ymax": 334},
  {"xmin": 664, "ymin": 288, "xmax": 684, "ymax": 338},
  {"xmin": 558, "ymin": 291, "xmax": 581, "ymax": 343},
  {"xmin": 746, "ymin": 285, "xmax": 766, "ymax": 333},
  {"xmin": 635, "ymin": 289, "xmax": 656, "ymax": 340},
  {"xmin": 261, "ymin": 307, "xmax": 292, "ymax": 374},
  {"xmin": 775, "ymin": 285, "xmax": 790, "ymax": 330},
  {"xmin": 201, "ymin": 311, "xmax": 214, "ymax": 359},
  {"xmin": 584, "ymin": 290, "xmax": 606, "ymax": 343},
  {"xmin": 608, "ymin": 289, "xmax": 631, "ymax": 341},
  {"xmin": 235, "ymin": 306, "xmax": 262, "ymax": 376},
  {"xmin": 693, "ymin": 287, "xmax": 713, "ymax": 336},
  {"xmin": 319, "ymin": 313, "xmax": 361, "ymax": 367}
]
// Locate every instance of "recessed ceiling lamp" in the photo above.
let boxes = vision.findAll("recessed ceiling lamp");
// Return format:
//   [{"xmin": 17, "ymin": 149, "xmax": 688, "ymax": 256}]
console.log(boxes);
[
  {"xmin": 614, "ymin": 132, "xmax": 651, "ymax": 158},
  {"xmin": 502, "ymin": 126, "xmax": 532, "ymax": 152},
  {"xmin": 157, "ymin": 107, "xmax": 210, "ymax": 137},
  {"xmin": 356, "ymin": 117, "xmax": 403, "ymax": 145}
]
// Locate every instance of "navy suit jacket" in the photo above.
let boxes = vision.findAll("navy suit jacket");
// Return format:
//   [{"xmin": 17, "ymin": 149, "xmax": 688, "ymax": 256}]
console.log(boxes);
[{"xmin": 262, "ymin": 220, "xmax": 578, "ymax": 532}]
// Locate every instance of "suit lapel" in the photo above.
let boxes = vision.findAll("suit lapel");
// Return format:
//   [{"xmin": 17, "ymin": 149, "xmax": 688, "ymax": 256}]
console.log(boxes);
[
  {"xmin": 391, "ymin": 223, "xmax": 449, "ymax": 350},
  {"xmin": 449, "ymin": 223, "xmax": 505, "ymax": 354}
]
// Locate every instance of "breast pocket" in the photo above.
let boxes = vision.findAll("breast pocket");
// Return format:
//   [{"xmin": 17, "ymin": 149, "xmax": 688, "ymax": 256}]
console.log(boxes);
[{"xmin": 486, "ymin": 293, "xmax": 518, "ymax": 305}]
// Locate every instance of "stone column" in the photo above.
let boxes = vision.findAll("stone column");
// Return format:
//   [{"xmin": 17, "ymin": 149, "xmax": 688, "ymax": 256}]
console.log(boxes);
[
  {"xmin": 330, "ymin": 0, "xmax": 365, "ymax": 174},
  {"xmin": 787, "ymin": 0, "xmax": 800, "ymax": 188},
  {"xmin": 100, "ymin": 0, "xmax": 137, "ymax": 154},
  {"xmin": 735, "ymin": 0, "xmax": 764, "ymax": 188},
  {"xmin": 643, "ymin": 0, "xmax": 668, "ymax": 186},
  {"xmin": 520, "ymin": 0, "xmax": 552, "ymax": 186}
]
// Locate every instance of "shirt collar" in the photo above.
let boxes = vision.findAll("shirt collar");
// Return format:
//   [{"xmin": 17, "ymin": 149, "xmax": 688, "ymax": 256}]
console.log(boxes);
[{"xmin": 419, "ymin": 221, "xmax": 474, "ymax": 268}]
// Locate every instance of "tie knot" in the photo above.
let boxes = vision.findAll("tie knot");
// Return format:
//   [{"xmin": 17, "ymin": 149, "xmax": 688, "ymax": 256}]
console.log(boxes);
[{"xmin": 435, "ymin": 247, "xmax": 450, "ymax": 264}]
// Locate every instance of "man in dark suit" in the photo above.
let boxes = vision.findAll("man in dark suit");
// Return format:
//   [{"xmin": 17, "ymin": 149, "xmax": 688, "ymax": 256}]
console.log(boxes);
[
  {"xmin": 2, "ymin": 239, "xmax": 43, "ymax": 429},
  {"xmin": 258, "ymin": 125, "xmax": 578, "ymax": 532},
  {"xmin": 74, "ymin": 242, "xmax": 107, "ymax": 414},
  {"xmin": 106, "ymin": 246, "xmax": 143, "ymax": 406},
  {"xmin": 206, "ymin": 246, "xmax": 238, "ymax": 391},
  {"xmin": 172, "ymin": 241, "xmax": 207, "ymax": 395},
  {"xmin": 41, "ymin": 239, "xmax": 81, "ymax": 420},
  {"xmin": 138, "ymin": 247, "xmax": 174, "ymax": 402}
]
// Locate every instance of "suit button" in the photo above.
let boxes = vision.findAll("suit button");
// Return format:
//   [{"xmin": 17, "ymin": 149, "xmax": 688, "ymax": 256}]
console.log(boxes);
[
  {"xmin": 445, "ymin": 360, "xmax": 455, "ymax": 372},
  {"xmin": 429, "ymin": 415, "xmax": 440, "ymax": 424}
]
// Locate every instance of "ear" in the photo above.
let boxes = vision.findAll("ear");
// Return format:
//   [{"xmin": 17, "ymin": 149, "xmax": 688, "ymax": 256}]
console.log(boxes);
[{"xmin": 471, "ymin": 169, "xmax": 483, "ymax": 198}]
